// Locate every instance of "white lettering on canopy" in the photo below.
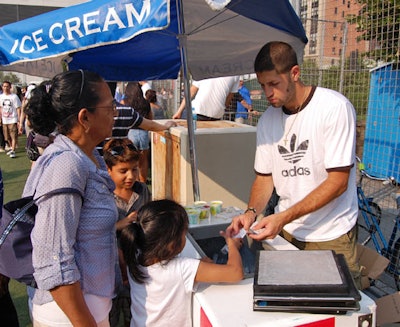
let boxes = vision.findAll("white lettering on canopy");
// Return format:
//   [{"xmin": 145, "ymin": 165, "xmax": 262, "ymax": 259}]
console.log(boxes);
[
  {"xmin": 126, "ymin": 1, "xmax": 151, "ymax": 27},
  {"xmin": 10, "ymin": 1, "xmax": 155, "ymax": 55},
  {"xmin": 65, "ymin": 17, "xmax": 84, "ymax": 40},
  {"xmin": 49, "ymin": 23, "xmax": 64, "ymax": 45},
  {"xmin": 103, "ymin": 8, "xmax": 125, "ymax": 31},
  {"xmin": 83, "ymin": 11, "xmax": 101, "ymax": 36}
]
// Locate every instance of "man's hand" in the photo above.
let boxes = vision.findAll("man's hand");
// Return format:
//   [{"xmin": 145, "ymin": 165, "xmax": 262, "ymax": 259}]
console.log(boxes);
[
  {"xmin": 164, "ymin": 120, "xmax": 177, "ymax": 129},
  {"xmin": 247, "ymin": 212, "xmax": 286, "ymax": 240},
  {"xmin": 226, "ymin": 211, "xmax": 257, "ymax": 236},
  {"xmin": 18, "ymin": 123, "xmax": 24, "ymax": 135}
]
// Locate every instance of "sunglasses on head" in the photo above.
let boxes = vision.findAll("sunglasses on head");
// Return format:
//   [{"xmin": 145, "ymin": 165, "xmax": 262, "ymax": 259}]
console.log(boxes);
[{"xmin": 108, "ymin": 143, "xmax": 138, "ymax": 156}]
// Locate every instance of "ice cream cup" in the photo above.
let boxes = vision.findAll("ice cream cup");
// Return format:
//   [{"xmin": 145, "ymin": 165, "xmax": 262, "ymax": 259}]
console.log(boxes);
[
  {"xmin": 210, "ymin": 200, "xmax": 223, "ymax": 216},
  {"xmin": 185, "ymin": 206, "xmax": 201, "ymax": 225}
]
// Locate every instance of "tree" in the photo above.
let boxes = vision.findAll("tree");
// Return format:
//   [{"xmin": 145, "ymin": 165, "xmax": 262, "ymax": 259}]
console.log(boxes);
[
  {"xmin": 347, "ymin": 0, "xmax": 400, "ymax": 63},
  {"xmin": 0, "ymin": 71, "xmax": 21, "ymax": 84}
]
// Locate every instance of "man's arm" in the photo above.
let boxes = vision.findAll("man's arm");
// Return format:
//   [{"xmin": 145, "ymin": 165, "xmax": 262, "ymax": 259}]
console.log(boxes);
[
  {"xmin": 139, "ymin": 117, "xmax": 176, "ymax": 131},
  {"xmin": 16, "ymin": 106, "xmax": 22, "ymax": 134},
  {"xmin": 173, "ymin": 85, "xmax": 199, "ymax": 119},
  {"xmin": 250, "ymin": 167, "xmax": 351, "ymax": 240},
  {"xmin": 240, "ymin": 99, "xmax": 253, "ymax": 112},
  {"xmin": 225, "ymin": 92, "xmax": 235, "ymax": 108}
]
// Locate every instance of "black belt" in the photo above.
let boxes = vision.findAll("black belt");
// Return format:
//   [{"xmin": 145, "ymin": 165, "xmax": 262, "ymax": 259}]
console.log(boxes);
[{"xmin": 196, "ymin": 114, "xmax": 221, "ymax": 121}]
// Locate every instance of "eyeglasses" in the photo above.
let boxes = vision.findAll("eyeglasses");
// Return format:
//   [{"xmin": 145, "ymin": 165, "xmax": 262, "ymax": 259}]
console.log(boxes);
[
  {"xmin": 87, "ymin": 99, "xmax": 117, "ymax": 113},
  {"xmin": 78, "ymin": 69, "xmax": 84, "ymax": 100},
  {"xmin": 108, "ymin": 143, "xmax": 138, "ymax": 156}
]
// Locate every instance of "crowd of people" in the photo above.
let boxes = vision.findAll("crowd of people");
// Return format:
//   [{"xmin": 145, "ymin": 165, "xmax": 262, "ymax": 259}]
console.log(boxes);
[{"xmin": 0, "ymin": 41, "xmax": 362, "ymax": 326}]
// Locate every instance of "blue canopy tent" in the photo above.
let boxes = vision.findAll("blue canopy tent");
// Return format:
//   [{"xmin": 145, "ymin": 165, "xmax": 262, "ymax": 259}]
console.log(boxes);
[{"xmin": 0, "ymin": 0, "xmax": 307, "ymax": 201}]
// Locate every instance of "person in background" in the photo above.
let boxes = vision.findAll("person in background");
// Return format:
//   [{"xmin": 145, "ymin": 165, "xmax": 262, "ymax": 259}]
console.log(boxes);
[
  {"xmin": 235, "ymin": 78, "xmax": 255, "ymax": 124},
  {"xmin": 0, "ymin": 113, "xmax": 5, "ymax": 153},
  {"xmin": 138, "ymin": 81, "xmax": 151, "ymax": 97},
  {"xmin": 120, "ymin": 199, "xmax": 243, "ymax": 326},
  {"xmin": 124, "ymin": 82, "xmax": 152, "ymax": 184},
  {"xmin": 96, "ymin": 82, "xmax": 176, "ymax": 156},
  {"xmin": 227, "ymin": 41, "xmax": 361, "ymax": 288},
  {"xmin": 172, "ymin": 76, "xmax": 240, "ymax": 121},
  {"xmin": 0, "ymin": 167, "xmax": 20, "ymax": 327},
  {"xmin": 0, "ymin": 81, "xmax": 22, "ymax": 158},
  {"xmin": 19, "ymin": 83, "xmax": 37, "ymax": 136},
  {"xmin": 146, "ymin": 89, "xmax": 165, "ymax": 120},
  {"xmin": 224, "ymin": 90, "xmax": 252, "ymax": 122},
  {"xmin": 11, "ymin": 85, "xmax": 23, "ymax": 103},
  {"xmin": 23, "ymin": 70, "xmax": 119, "ymax": 326},
  {"xmin": 114, "ymin": 83, "xmax": 124, "ymax": 103},
  {"xmin": 103, "ymin": 138, "xmax": 151, "ymax": 327}
]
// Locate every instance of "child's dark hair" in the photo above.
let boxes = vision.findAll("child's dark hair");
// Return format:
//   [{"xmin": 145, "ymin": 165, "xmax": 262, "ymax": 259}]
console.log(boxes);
[
  {"xmin": 120, "ymin": 199, "xmax": 189, "ymax": 283},
  {"xmin": 24, "ymin": 70, "xmax": 104, "ymax": 136},
  {"xmin": 103, "ymin": 138, "xmax": 140, "ymax": 168}
]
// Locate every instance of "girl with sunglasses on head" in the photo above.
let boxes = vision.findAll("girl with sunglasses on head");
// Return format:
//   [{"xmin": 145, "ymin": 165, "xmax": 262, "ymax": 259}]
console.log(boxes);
[
  {"xmin": 23, "ymin": 70, "xmax": 119, "ymax": 327},
  {"xmin": 120, "ymin": 199, "xmax": 244, "ymax": 327},
  {"xmin": 103, "ymin": 137, "xmax": 151, "ymax": 327}
]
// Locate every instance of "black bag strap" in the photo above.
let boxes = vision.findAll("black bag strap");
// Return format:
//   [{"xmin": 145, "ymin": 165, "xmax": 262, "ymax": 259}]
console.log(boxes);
[{"xmin": 0, "ymin": 188, "xmax": 83, "ymax": 246}]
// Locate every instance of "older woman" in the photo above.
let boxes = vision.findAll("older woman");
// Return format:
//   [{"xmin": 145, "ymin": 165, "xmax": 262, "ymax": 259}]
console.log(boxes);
[{"xmin": 23, "ymin": 70, "xmax": 119, "ymax": 327}]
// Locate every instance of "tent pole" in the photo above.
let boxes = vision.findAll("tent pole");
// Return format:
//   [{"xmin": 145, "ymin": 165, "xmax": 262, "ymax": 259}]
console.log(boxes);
[{"xmin": 176, "ymin": 0, "xmax": 200, "ymax": 202}]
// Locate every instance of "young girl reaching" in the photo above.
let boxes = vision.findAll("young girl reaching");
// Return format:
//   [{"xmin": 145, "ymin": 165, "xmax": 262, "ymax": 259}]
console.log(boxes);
[{"xmin": 120, "ymin": 199, "xmax": 243, "ymax": 326}]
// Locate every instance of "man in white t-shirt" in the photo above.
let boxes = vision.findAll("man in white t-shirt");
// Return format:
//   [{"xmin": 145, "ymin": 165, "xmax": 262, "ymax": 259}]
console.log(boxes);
[
  {"xmin": 173, "ymin": 76, "xmax": 240, "ymax": 120},
  {"xmin": 227, "ymin": 42, "xmax": 360, "ymax": 288},
  {"xmin": 0, "ymin": 81, "xmax": 21, "ymax": 158},
  {"xmin": 139, "ymin": 81, "xmax": 152, "ymax": 97}
]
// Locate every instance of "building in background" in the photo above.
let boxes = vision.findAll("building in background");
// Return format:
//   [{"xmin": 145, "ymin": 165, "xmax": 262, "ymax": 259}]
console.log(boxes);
[{"xmin": 300, "ymin": 0, "xmax": 369, "ymax": 69}]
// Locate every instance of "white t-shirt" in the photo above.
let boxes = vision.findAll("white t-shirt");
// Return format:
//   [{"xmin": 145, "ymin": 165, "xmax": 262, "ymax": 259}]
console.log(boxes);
[
  {"xmin": 141, "ymin": 82, "xmax": 152, "ymax": 97},
  {"xmin": 192, "ymin": 76, "xmax": 240, "ymax": 119},
  {"xmin": 0, "ymin": 93, "xmax": 21, "ymax": 124},
  {"xmin": 129, "ymin": 256, "xmax": 200, "ymax": 327},
  {"xmin": 255, "ymin": 87, "xmax": 358, "ymax": 242}
]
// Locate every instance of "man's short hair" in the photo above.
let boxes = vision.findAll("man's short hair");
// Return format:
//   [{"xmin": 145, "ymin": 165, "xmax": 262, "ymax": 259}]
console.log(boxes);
[{"xmin": 254, "ymin": 42, "xmax": 298, "ymax": 74}]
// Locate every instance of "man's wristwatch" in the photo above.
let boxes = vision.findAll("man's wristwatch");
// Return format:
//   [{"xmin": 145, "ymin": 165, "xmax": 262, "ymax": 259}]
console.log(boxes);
[{"xmin": 244, "ymin": 207, "xmax": 256, "ymax": 215}]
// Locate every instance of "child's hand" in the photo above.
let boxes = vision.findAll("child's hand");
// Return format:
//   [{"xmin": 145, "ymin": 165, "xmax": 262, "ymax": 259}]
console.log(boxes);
[
  {"xmin": 116, "ymin": 211, "xmax": 137, "ymax": 231},
  {"xmin": 220, "ymin": 230, "xmax": 243, "ymax": 250}
]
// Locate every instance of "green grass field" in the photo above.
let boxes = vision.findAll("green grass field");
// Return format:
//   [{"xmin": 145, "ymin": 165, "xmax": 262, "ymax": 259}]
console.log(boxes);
[{"xmin": 1, "ymin": 134, "xmax": 32, "ymax": 327}]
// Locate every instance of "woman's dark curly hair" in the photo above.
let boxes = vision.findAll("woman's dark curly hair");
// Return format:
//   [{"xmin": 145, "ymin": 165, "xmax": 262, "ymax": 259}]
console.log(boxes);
[
  {"xmin": 119, "ymin": 199, "xmax": 189, "ymax": 283},
  {"xmin": 24, "ymin": 70, "xmax": 104, "ymax": 135}
]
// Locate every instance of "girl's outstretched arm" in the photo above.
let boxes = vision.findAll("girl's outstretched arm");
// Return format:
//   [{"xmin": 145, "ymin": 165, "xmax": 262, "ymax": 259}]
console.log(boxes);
[{"xmin": 194, "ymin": 231, "xmax": 243, "ymax": 283}]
